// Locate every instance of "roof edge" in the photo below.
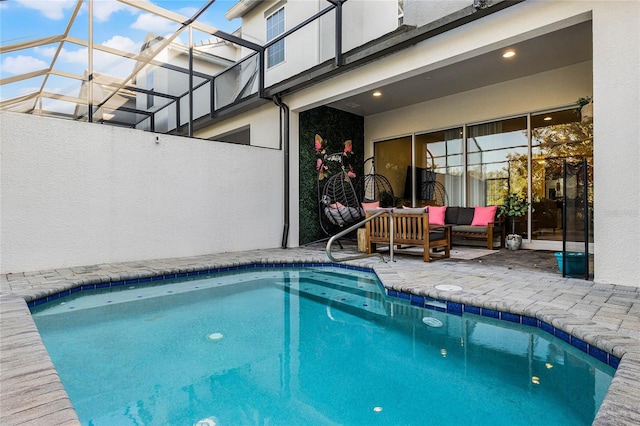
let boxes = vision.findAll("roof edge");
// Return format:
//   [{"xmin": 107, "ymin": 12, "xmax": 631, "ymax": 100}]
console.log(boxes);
[{"xmin": 226, "ymin": 0, "xmax": 263, "ymax": 20}]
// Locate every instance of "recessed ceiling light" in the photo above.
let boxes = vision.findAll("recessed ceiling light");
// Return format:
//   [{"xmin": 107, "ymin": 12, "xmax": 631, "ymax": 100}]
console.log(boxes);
[
  {"xmin": 372, "ymin": 91, "xmax": 382, "ymax": 97},
  {"xmin": 502, "ymin": 50, "xmax": 516, "ymax": 58},
  {"xmin": 543, "ymin": 116, "xmax": 552, "ymax": 121}
]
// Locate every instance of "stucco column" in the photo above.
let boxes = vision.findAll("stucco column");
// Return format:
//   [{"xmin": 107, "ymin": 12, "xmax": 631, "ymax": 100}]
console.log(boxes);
[{"xmin": 592, "ymin": 1, "xmax": 640, "ymax": 287}]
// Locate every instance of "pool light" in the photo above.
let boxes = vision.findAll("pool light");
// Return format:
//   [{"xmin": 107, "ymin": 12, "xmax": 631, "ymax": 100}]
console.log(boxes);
[
  {"xmin": 372, "ymin": 90, "xmax": 382, "ymax": 97},
  {"xmin": 207, "ymin": 332, "xmax": 224, "ymax": 341},
  {"xmin": 502, "ymin": 49, "xmax": 516, "ymax": 58},
  {"xmin": 194, "ymin": 417, "xmax": 218, "ymax": 426}
]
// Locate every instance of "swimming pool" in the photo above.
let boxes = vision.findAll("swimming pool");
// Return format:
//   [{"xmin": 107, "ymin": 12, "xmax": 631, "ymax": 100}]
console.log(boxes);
[{"xmin": 31, "ymin": 265, "xmax": 615, "ymax": 425}]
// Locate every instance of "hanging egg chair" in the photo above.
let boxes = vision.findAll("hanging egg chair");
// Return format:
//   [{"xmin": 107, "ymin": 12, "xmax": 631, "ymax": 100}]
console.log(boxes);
[{"xmin": 317, "ymin": 152, "xmax": 365, "ymax": 236}]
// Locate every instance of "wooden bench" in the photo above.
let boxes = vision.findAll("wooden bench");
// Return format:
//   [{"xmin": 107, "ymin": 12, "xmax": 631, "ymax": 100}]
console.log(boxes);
[{"xmin": 365, "ymin": 209, "xmax": 451, "ymax": 262}]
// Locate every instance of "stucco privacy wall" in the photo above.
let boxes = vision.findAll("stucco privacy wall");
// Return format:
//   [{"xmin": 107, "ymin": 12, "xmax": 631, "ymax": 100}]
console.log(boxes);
[
  {"xmin": 283, "ymin": 1, "xmax": 639, "ymax": 287},
  {"xmin": 0, "ymin": 112, "xmax": 284, "ymax": 273},
  {"xmin": 194, "ymin": 102, "xmax": 301, "ymax": 247}
]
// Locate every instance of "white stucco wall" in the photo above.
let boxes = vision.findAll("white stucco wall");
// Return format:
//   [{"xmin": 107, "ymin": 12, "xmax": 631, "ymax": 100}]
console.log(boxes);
[
  {"xmin": 0, "ymin": 112, "xmax": 284, "ymax": 274},
  {"xmin": 403, "ymin": 0, "xmax": 470, "ymax": 28},
  {"xmin": 194, "ymin": 102, "xmax": 281, "ymax": 149},
  {"xmin": 591, "ymin": 1, "xmax": 640, "ymax": 286},
  {"xmin": 192, "ymin": 101, "xmax": 297, "ymax": 245}
]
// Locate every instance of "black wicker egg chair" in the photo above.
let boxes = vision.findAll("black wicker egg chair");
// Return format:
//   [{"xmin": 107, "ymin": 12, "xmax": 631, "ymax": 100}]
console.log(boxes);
[
  {"xmin": 317, "ymin": 153, "xmax": 365, "ymax": 237},
  {"xmin": 357, "ymin": 157, "xmax": 395, "ymax": 207},
  {"xmin": 422, "ymin": 149, "xmax": 448, "ymax": 206},
  {"xmin": 420, "ymin": 179, "xmax": 449, "ymax": 206}
]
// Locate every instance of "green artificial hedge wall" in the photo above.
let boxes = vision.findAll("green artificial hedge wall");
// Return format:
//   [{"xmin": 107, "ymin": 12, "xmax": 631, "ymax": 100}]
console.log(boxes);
[{"xmin": 299, "ymin": 106, "xmax": 364, "ymax": 245}]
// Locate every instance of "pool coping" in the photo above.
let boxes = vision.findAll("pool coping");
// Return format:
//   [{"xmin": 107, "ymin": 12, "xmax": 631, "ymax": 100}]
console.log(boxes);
[{"xmin": 1, "ymin": 249, "xmax": 639, "ymax": 425}]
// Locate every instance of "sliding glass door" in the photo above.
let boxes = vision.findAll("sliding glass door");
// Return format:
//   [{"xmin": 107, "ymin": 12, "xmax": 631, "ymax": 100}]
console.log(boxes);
[
  {"xmin": 371, "ymin": 108, "xmax": 593, "ymax": 246},
  {"xmin": 467, "ymin": 117, "xmax": 529, "ymax": 237},
  {"xmin": 415, "ymin": 128, "xmax": 464, "ymax": 207},
  {"xmin": 373, "ymin": 136, "xmax": 412, "ymax": 206}
]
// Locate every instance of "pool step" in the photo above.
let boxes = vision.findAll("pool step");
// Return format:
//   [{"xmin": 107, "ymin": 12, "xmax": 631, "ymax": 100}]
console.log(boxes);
[
  {"xmin": 274, "ymin": 277, "xmax": 389, "ymax": 318},
  {"xmin": 298, "ymin": 268, "xmax": 382, "ymax": 292}
]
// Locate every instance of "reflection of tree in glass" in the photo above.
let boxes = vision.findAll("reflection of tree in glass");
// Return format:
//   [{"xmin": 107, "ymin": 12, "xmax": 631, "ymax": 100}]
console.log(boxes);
[
  {"xmin": 502, "ymin": 122, "xmax": 593, "ymax": 204},
  {"xmin": 533, "ymin": 122, "xmax": 593, "ymax": 203}
]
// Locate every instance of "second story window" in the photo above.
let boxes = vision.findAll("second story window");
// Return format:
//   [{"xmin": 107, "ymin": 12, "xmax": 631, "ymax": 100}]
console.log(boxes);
[{"xmin": 266, "ymin": 7, "xmax": 285, "ymax": 68}]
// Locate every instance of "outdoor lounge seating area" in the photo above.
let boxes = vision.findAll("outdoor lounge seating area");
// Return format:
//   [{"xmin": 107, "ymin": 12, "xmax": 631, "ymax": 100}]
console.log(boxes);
[{"xmin": 363, "ymin": 205, "xmax": 504, "ymax": 259}]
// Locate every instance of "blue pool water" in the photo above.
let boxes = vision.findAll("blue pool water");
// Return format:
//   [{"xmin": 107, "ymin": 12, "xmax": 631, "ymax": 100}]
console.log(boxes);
[{"xmin": 31, "ymin": 266, "xmax": 615, "ymax": 425}]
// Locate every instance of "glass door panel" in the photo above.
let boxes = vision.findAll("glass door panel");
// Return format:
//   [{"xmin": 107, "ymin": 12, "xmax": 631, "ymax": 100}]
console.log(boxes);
[
  {"xmin": 373, "ymin": 136, "xmax": 412, "ymax": 207},
  {"xmin": 415, "ymin": 128, "xmax": 463, "ymax": 207},
  {"xmin": 531, "ymin": 110, "xmax": 593, "ymax": 242},
  {"xmin": 467, "ymin": 117, "xmax": 528, "ymax": 236}
]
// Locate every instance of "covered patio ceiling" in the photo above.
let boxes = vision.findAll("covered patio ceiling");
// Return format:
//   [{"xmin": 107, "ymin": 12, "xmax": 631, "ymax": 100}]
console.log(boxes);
[{"xmin": 327, "ymin": 20, "xmax": 592, "ymax": 116}]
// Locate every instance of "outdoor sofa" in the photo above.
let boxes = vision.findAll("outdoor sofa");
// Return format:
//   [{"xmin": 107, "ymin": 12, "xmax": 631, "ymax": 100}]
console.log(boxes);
[{"xmin": 439, "ymin": 206, "xmax": 505, "ymax": 250}]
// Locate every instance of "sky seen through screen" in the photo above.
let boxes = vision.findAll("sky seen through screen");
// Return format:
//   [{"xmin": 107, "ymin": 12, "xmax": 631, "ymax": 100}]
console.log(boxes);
[{"xmin": 0, "ymin": 0, "xmax": 241, "ymax": 106}]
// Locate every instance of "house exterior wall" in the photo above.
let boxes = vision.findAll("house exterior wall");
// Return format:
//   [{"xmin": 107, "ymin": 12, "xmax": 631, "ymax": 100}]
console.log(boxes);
[
  {"xmin": 403, "ymin": 0, "xmax": 470, "ymax": 28},
  {"xmin": 237, "ymin": 0, "xmax": 398, "ymax": 87},
  {"xmin": 0, "ymin": 112, "xmax": 284, "ymax": 274},
  {"xmin": 239, "ymin": 0, "xmax": 321, "ymax": 87},
  {"xmin": 194, "ymin": 102, "xmax": 281, "ymax": 149},
  {"xmin": 282, "ymin": 1, "xmax": 639, "ymax": 287},
  {"xmin": 591, "ymin": 1, "xmax": 640, "ymax": 286}
]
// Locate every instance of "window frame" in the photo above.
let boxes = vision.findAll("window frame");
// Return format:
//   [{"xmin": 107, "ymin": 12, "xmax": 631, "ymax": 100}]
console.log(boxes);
[{"xmin": 266, "ymin": 6, "xmax": 285, "ymax": 68}]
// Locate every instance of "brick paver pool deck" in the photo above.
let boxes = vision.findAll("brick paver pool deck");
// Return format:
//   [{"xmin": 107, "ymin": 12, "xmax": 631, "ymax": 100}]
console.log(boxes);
[{"xmin": 1, "ymin": 246, "xmax": 639, "ymax": 425}]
